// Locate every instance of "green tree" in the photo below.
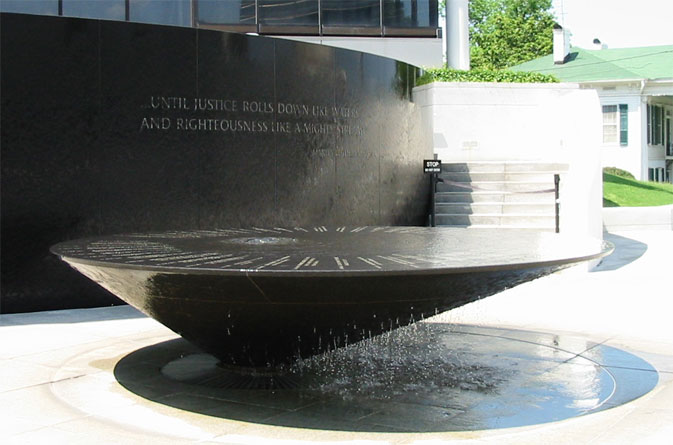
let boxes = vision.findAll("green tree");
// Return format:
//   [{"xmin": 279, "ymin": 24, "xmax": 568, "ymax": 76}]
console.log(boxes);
[
  {"xmin": 471, "ymin": 0, "xmax": 555, "ymax": 69},
  {"xmin": 441, "ymin": 0, "xmax": 556, "ymax": 69}
]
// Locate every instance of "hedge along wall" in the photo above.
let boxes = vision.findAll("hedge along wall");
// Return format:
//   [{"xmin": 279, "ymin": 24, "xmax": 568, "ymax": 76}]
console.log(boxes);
[{"xmin": 417, "ymin": 68, "xmax": 559, "ymax": 85}]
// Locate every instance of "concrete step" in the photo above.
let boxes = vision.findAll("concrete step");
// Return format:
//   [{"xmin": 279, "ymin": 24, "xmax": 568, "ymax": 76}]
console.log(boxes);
[
  {"xmin": 436, "ymin": 181, "xmax": 555, "ymax": 193},
  {"xmin": 443, "ymin": 225, "xmax": 556, "ymax": 231},
  {"xmin": 435, "ymin": 214, "xmax": 556, "ymax": 227},
  {"xmin": 431, "ymin": 162, "xmax": 564, "ymax": 229},
  {"xmin": 438, "ymin": 171, "xmax": 559, "ymax": 183},
  {"xmin": 441, "ymin": 162, "xmax": 568, "ymax": 174},
  {"xmin": 435, "ymin": 191, "xmax": 555, "ymax": 203},
  {"xmin": 435, "ymin": 202, "xmax": 554, "ymax": 215}
]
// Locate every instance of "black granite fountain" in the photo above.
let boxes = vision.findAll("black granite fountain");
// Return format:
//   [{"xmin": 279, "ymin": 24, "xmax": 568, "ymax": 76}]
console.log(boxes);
[{"xmin": 51, "ymin": 226, "xmax": 612, "ymax": 369}]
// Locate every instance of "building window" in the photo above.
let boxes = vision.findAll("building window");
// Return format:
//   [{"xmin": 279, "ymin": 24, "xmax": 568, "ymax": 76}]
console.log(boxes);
[
  {"xmin": 258, "ymin": 0, "xmax": 319, "ymax": 27},
  {"xmin": 649, "ymin": 167, "xmax": 666, "ymax": 183},
  {"xmin": 322, "ymin": 0, "xmax": 380, "ymax": 28},
  {"xmin": 602, "ymin": 105, "xmax": 618, "ymax": 144},
  {"xmin": 62, "ymin": 0, "xmax": 125, "ymax": 20},
  {"xmin": 602, "ymin": 104, "xmax": 628, "ymax": 146},
  {"xmin": 3, "ymin": 0, "xmax": 440, "ymax": 37},
  {"xmin": 196, "ymin": 0, "xmax": 256, "ymax": 26},
  {"xmin": 383, "ymin": 0, "xmax": 437, "ymax": 28},
  {"xmin": 130, "ymin": 0, "xmax": 191, "ymax": 27},
  {"xmin": 0, "ymin": 0, "xmax": 58, "ymax": 15}
]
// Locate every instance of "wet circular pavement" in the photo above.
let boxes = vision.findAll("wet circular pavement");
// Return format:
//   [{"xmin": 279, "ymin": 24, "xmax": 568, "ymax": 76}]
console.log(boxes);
[
  {"xmin": 80, "ymin": 322, "xmax": 659, "ymax": 434},
  {"xmin": 7, "ymin": 231, "xmax": 672, "ymax": 444}
]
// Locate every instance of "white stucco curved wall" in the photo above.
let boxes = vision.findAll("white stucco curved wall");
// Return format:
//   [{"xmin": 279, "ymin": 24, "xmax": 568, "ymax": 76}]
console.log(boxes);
[{"xmin": 414, "ymin": 82, "xmax": 604, "ymax": 242}]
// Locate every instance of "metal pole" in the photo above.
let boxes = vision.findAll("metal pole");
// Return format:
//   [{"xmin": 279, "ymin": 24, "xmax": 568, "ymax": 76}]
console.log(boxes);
[
  {"xmin": 431, "ymin": 172, "xmax": 437, "ymax": 227},
  {"xmin": 554, "ymin": 174, "xmax": 560, "ymax": 233},
  {"xmin": 380, "ymin": 0, "xmax": 384, "ymax": 36},
  {"xmin": 445, "ymin": 0, "xmax": 470, "ymax": 70},
  {"xmin": 255, "ymin": 0, "xmax": 259, "ymax": 34}
]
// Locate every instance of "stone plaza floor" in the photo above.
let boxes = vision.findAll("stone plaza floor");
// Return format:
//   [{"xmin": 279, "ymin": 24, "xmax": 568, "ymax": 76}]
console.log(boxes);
[{"xmin": 1, "ymin": 229, "xmax": 672, "ymax": 444}]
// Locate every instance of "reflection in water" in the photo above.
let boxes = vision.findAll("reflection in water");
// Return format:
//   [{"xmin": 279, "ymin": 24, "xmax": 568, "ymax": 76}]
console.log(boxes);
[
  {"xmin": 291, "ymin": 323, "xmax": 512, "ymax": 400},
  {"xmin": 115, "ymin": 323, "xmax": 658, "ymax": 432}
]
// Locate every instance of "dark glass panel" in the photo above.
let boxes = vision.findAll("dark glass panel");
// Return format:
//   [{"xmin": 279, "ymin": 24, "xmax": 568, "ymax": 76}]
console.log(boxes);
[
  {"xmin": 130, "ymin": 0, "xmax": 191, "ymax": 27},
  {"xmin": 196, "ymin": 0, "xmax": 255, "ymax": 25},
  {"xmin": 321, "ymin": 0, "xmax": 379, "ymax": 27},
  {"xmin": 0, "ymin": 0, "xmax": 58, "ymax": 15},
  {"xmin": 62, "ymin": 0, "xmax": 125, "ymax": 20},
  {"xmin": 258, "ymin": 0, "xmax": 318, "ymax": 26},
  {"xmin": 383, "ymin": 0, "xmax": 437, "ymax": 28}
]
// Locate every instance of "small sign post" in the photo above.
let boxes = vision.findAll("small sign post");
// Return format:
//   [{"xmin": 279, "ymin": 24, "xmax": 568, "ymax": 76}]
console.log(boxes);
[
  {"xmin": 424, "ymin": 160, "xmax": 442, "ymax": 227},
  {"xmin": 423, "ymin": 159, "xmax": 441, "ymax": 174}
]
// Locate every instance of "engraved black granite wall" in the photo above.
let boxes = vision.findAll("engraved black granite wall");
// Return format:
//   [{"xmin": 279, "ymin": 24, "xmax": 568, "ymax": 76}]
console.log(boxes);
[{"xmin": 0, "ymin": 13, "xmax": 431, "ymax": 313}]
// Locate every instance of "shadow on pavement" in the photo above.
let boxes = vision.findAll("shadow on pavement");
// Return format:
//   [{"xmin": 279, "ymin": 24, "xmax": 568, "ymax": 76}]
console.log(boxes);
[
  {"xmin": 593, "ymin": 233, "xmax": 648, "ymax": 272},
  {"xmin": 0, "ymin": 305, "xmax": 144, "ymax": 326}
]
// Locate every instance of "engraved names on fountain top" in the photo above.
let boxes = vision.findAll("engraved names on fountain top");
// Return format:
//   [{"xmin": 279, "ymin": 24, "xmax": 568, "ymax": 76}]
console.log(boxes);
[{"xmin": 51, "ymin": 227, "xmax": 611, "ymax": 275}]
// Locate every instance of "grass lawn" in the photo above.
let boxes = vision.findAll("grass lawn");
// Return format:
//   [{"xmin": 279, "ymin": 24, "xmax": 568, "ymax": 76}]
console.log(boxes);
[{"xmin": 603, "ymin": 173, "xmax": 673, "ymax": 207}]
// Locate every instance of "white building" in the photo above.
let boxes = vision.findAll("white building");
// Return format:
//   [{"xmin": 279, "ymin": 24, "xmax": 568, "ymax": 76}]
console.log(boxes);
[
  {"xmin": 0, "ymin": 0, "xmax": 444, "ymax": 68},
  {"xmin": 514, "ymin": 29, "xmax": 673, "ymax": 183}
]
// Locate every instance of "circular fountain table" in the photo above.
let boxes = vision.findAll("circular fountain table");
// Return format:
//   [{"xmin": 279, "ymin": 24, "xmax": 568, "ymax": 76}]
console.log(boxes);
[{"xmin": 52, "ymin": 226, "xmax": 612, "ymax": 368}]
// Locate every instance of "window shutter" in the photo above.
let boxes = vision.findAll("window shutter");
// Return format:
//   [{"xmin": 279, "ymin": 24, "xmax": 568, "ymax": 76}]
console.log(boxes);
[
  {"xmin": 659, "ymin": 106, "xmax": 665, "ymax": 145},
  {"xmin": 647, "ymin": 104, "xmax": 651, "ymax": 144},
  {"xmin": 654, "ymin": 106, "xmax": 659, "ymax": 145},
  {"xmin": 619, "ymin": 104, "xmax": 628, "ymax": 146},
  {"xmin": 655, "ymin": 106, "xmax": 663, "ymax": 145}
]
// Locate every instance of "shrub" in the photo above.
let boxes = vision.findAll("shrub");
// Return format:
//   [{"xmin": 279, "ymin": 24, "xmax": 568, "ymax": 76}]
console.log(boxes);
[
  {"xmin": 603, "ymin": 167, "xmax": 635, "ymax": 180},
  {"xmin": 416, "ymin": 68, "xmax": 559, "ymax": 85}
]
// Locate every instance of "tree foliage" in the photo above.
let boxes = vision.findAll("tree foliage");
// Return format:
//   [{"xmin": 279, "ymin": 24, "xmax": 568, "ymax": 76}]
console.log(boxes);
[
  {"xmin": 440, "ymin": 0, "xmax": 555, "ymax": 69},
  {"xmin": 469, "ymin": 0, "xmax": 555, "ymax": 69}
]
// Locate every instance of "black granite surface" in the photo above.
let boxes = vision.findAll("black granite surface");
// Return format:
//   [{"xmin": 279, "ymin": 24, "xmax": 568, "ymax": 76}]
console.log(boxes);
[
  {"xmin": 0, "ymin": 13, "xmax": 431, "ymax": 312},
  {"xmin": 52, "ymin": 227, "xmax": 612, "ymax": 366}
]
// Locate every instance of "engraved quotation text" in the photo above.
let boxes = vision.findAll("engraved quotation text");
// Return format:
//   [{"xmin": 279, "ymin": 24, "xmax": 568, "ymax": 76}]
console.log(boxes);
[{"xmin": 140, "ymin": 96, "xmax": 364, "ymax": 137}]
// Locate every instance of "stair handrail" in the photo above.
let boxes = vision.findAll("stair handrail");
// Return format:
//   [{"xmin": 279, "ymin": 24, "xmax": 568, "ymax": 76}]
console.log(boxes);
[{"xmin": 431, "ymin": 175, "xmax": 444, "ymax": 227}]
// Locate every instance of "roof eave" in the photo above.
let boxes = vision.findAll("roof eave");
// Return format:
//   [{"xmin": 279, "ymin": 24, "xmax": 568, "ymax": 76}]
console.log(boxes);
[
  {"xmin": 577, "ymin": 78, "xmax": 645, "ymax": 85},
  {"xmin": 646, "ymin": 78, "xmax": 673, "ymax": 84}
]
